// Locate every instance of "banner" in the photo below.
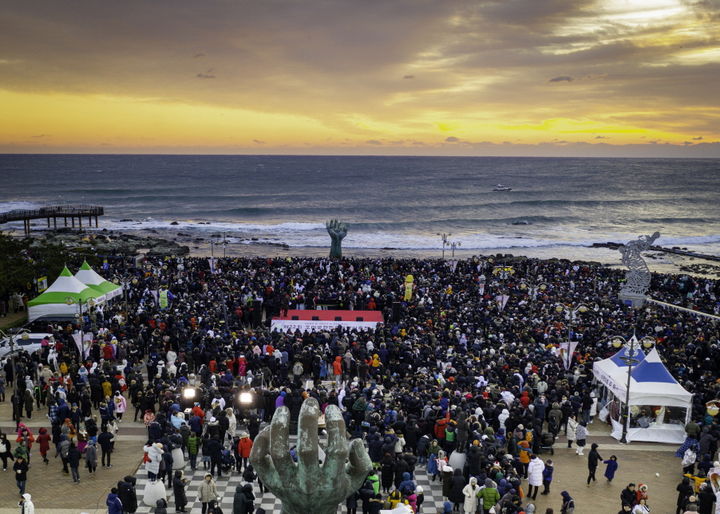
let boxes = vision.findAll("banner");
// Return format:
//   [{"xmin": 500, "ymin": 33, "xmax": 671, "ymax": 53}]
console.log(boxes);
[
  {"xmin": 403, "ymin": 275, "xmax": 414, "ymax": 301},
  {"xmin": 159, "ymin": 289, "xmax": 169, "ymax": 309},
  {"xmin": 495, "ymin": 294, "xmax": 510, "ymax": 311},
  {"xmin": 558, "ymin": 341, "xmax": 579, "ymax": 370},
  {"xmin": 271, "ymin": 319, "xmax": 379, "ymax": 333},
  {"xmin": 72, "ymin": 332, "xmax": 93, "ymax": 360}
]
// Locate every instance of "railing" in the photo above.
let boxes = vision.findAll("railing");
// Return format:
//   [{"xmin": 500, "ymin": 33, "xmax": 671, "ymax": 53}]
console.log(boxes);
[{"xmin": 0, "ymin": 205, "xmax": 104, "ymax": 223}]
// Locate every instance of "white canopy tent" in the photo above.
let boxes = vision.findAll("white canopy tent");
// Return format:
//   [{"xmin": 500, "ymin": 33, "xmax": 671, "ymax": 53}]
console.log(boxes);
[{"xmin": 593, "ymin": 342, "xmax": 692, "ymax": 444}]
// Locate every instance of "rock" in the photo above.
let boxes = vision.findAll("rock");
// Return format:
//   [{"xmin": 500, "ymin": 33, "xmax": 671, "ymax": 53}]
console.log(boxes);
[{"xmin": 170, "ymin": 221, "xmax": 179, "ymax": 225}]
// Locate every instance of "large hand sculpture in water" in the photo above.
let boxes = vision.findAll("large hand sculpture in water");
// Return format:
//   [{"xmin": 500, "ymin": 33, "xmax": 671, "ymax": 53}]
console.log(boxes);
[
  {"xmin": 250, "ymin": 398, "xmax": 372, "ymax": 514},
  {"xmin": 326, "ymin": 219, "xmax": 347, "ymax": 258}
]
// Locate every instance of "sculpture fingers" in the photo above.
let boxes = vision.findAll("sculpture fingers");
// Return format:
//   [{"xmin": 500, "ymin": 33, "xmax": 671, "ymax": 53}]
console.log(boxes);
[
  {"xmin": 269, "ymin": 406, "xmax": 294, "ymax": 483},
  {"xmin": 345, "ymin": 437, "xmax": 372, "ymax": 488},
  {"xmin": 322, "ymin": 405, "xmax": 349, "ymax": 480},
  {"xmin": 296, "ymin": 397, "xmax": 321, "ymax": 477},
  {"xmin": 249, "ymin": 426, "xmax": 282, "ymax": 491}
]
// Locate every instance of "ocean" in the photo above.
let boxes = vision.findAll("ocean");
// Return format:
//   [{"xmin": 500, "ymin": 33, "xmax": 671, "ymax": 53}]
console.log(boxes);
[{"xmin": 1, "ymin": 154, "xmax": 719, "ymax": 263}]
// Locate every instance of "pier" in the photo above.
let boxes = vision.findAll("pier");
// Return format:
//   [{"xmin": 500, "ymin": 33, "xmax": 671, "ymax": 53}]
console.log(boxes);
[{"xmin": 0, "ymin": 205, "xmax": 104, "ymax": 235}]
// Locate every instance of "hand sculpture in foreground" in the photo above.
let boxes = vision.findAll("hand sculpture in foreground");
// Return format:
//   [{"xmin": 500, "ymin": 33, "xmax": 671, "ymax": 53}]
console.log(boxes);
[
  {"xmin": 249, "ymin": 398, "xmax": 372, "ymax": 514},
  {"xmin": 326, "ymin": 219, "xmax": 347, "ymax": 258}
]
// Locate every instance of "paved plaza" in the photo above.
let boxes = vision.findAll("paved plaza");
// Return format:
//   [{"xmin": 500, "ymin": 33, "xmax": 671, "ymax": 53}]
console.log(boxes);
[{"xmin": 0, "ymin": 396, "xmax": 685, "ymax": 514}]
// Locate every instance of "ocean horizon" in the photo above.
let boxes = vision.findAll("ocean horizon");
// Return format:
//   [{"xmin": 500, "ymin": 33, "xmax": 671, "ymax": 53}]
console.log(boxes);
[{"xmin": 2, "ymin": 154, "xmax": 719, "ymax": 260}]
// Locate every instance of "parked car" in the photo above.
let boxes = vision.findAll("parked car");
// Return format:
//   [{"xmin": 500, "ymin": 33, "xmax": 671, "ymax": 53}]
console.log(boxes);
[{"xmin": 0, "ymin": 332, "xmax": 52, "ymax": 360}]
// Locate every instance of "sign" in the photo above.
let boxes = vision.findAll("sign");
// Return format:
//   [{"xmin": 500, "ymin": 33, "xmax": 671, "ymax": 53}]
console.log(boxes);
[
  {"xmin": 271, "ymin": 319, "xmax": 379, "ymax": 332},
  {"xmin": 35, "ymin": 276, "xmax": 48, "ymax": 293},
  {"xmin": 271, "ymin": 310, "xmax": 383, "ymax": 333},
  {"xmin": 159, "ymin": 289, "xmax": 169, "ymax": 309},
  {"xmin": 404, "ymin": 275, "xmax": 414, "ymax": 301}
]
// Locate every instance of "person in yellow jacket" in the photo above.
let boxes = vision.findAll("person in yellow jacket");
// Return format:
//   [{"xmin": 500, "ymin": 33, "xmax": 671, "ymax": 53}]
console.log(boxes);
[{"xmin": 388, "ymin": 488, "xmax": 402, "ymax": 508}]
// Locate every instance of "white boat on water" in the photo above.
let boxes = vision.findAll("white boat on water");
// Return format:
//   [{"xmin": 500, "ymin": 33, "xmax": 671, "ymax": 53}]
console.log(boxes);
[{"xmin": 493, "ymin": 184, "xmax": 512, "ymax": 191}]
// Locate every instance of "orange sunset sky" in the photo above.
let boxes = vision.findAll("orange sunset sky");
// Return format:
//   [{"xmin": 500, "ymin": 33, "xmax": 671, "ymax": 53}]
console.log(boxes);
[{"xmin": 1, "ymin": 0, "xmax": 719, "ymax": 157}]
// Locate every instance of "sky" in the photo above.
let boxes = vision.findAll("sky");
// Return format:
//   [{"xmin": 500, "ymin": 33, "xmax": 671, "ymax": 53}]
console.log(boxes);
[{"xmin": 1, "ymin": 0, "xmax": 719, "ymax": 157}]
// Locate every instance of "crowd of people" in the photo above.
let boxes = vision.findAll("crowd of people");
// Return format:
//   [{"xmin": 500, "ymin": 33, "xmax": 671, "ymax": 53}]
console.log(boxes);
[{"xmin": 1, "ymin": 253, "xmax": 719, "ymax": 514}]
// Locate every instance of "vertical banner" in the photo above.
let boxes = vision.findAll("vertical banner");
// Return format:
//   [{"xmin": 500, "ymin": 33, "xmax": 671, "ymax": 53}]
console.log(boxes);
[
  {"xmin": 404, "ymin": 274, "xmax": 414, "ymax": 301},
  {"xmin": 558, "ymin": 341, "xmax": 579, "ymax": 369},
  {"xmin": 159, "ymin": 289, "xmax": 169, "ymax": 309},
  {"xmin": 495, "ymin": 294, "xmax": 510, "ymax": 311}
]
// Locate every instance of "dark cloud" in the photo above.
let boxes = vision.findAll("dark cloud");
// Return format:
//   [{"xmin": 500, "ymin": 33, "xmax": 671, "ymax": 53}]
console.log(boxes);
[
  {"xmin": 595, "ymin": 136, "xmax": 608, "ymax": 139},
  {"xmin": 196, "ymin": 73, "xmax": 215, "ymax": 79},
  {"xmin": 403, "ymin": 75, "xmax": 414, "ymax": 79},
  {"xmin": 445, "ymin": 136, "xmax": 460, "ymax": 143},
  {"xmin": 252, "ymin": 139, "xmax": 265, "ymax": 144},
  {"xmin": 549, "ymin": 76, "xmax": 573, "ymax": 82},
  {"xmin": 193, "ymin": 53, "xmax": 205, "ymax": 58},
  {"xmin": 693, "ymin": 136, "xmax": 703, "ymax": 140},
  {"xmin": 366, "ymin": 140, "xmax": 382, "ymax": 145}
]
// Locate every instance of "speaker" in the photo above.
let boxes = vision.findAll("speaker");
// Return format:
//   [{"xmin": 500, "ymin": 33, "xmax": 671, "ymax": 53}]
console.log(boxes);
[
  {"xmin": 291, "ymin": 316, "xmax": 299, "ymax": 320},
  {"xmin": 335, "ymin": 316, "xmax": 342, "ymax": 321},
  {"xmin": 312, "ymin": 316, "xmax": 320, "ymax": 320},
  {"xmin": 356, "ymin": 316, "xmax": 364, "ymax": 322}
]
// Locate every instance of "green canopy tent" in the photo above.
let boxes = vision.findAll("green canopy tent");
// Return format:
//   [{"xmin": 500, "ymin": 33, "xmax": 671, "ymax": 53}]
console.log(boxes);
[
  {"xmin": 74, "ymin": 260, "xmax": 122, "ymax": 301},
  {"xmin": 27, "ymin": 266, "xmax": 102, "ymax": 322}
]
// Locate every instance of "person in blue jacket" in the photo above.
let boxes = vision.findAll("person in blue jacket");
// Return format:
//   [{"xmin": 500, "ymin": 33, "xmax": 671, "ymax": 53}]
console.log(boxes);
[
  {"xmin": 106, "ymin": 487, "xmax": 123, "ymax": 514},
  {"xmin": 604, "ymin": 455, "xmax": 619, "ymax": 482}
]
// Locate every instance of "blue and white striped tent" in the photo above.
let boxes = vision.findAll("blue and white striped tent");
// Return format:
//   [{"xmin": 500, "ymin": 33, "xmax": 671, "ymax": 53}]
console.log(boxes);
[{"xmin": 594, "ymin": 342, "xmax": 692, "ymax": 443}]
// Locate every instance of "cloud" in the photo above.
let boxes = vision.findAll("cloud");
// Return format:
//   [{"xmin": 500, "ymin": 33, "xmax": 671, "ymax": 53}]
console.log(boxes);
[
  {"xmin": 445, "ymin": 136, "xmax": 460, "ymax": 143},
  {"xmin": 0, "ymin": 1, "xmax": 719, "ymax": 155},
  {"xmin": 366, "ymin": 139, "xmax": 382, "ymax": 145},
  {"xmin": 196, "ymin": 68, "xmax": 215, "ymax": 79},
  {"xmin": 31, "ymin": 134, "xmax": 49, "ymax": 138},
  {"xmin": 252, "ymin": 139, "xmax": 265, "ymax": 144},
  {"xmin": 693, "ymin": 136, "xmax": 703, "ymax": 140},
  {"xmin": 595, "ymin": 135, "xmax": 608, "ymax": 139}
]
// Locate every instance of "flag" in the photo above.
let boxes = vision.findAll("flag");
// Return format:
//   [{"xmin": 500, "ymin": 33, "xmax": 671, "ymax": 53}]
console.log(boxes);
[
  {"xmin": 558, "ymin": 341, "xmax": 579, "ymax": 369},
  {"xmin": 495, "ymin": 294, "xmax": 510, "ymax": 311}
]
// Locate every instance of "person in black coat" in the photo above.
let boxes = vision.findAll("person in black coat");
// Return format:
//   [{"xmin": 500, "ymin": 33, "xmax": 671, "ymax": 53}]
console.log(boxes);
[
  {"xmin": 448, "ymin": 468, "xmax": 466, "ymax": 511},
  {"xmin": 232, "ymin": 483, "xmax": 254, "ymax": 514},
  {"xmin": 698, "ymin": 482, "xmax": 715, "ymax": 514},
  {"xmin": 67, "ymin": 442, "xmax": 81, "ymax": 483},
  {"xmin": 118, "ymin": 477, "xmax": 139, "ymax": 514},
  {"xmin": 380, "ymin": 453, "xmax": 394, "ymax": 494},
  {"xmin": 676, "ymin": 477, "xmax": 694, "ymax": 514},
  {"xmin": 393, "ymin": 455, "xmax": 409, "ymax": 489},
  {"xmin": 345, "ymin": 490, "xmax": 360, "ymax": 514},
  {"xmin": 206, "ymin": 436, "xmax": 223, "ymax": 478},
  {"xmin": 587, "ymin": 443, "xmax": 603, "ymax": 485},
  {"xmin": 173, "ymin": 470, "xmax": 188, "ymax": 512}
]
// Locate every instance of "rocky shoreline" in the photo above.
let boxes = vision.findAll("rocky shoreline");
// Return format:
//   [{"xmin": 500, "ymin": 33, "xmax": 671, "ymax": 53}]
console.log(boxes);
[{"xmin": 7, "ymin": 227, "xmax": 718, "ymax": 278}]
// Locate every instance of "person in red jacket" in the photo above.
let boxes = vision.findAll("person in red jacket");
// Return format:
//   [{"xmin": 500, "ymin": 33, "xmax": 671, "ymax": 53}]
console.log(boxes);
[
  {"xmin": 237, "ymin": 432, "xmax": 253, "ymax": 472},
  {"xmin": 36, "ymin": 427, "xmax": 52, "ymax": 464},
  {"xmin": 333, "ymin": 356, "xmax": 343, "ymax": 384}
]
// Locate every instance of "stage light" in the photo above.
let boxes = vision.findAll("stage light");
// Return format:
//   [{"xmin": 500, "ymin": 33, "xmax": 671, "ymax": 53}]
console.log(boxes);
[
  {"xmin": 182, "ymin": 388, "xmax": 196, "ymax": 400},
  {"xmin": 238, "ymin": 392, "xmax": 253, "ymax": 405}
]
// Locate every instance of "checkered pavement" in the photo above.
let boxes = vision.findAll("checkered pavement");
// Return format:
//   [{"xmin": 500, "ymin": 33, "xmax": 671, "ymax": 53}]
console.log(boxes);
[{"xmin": 134, "ymin": 435, "xmax": 447, "ymax": 513}]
